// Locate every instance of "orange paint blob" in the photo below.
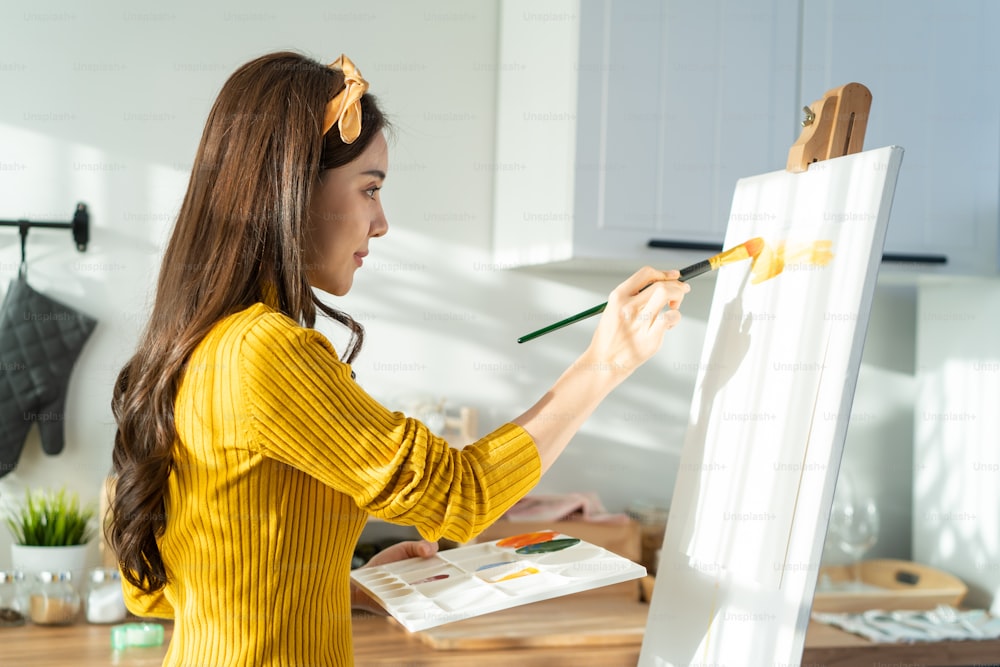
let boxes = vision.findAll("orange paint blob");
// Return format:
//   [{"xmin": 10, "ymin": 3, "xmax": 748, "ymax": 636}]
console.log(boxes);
[
  {"xmin": 496, "ymin": 531, "xmax": 559, "ymax": 549},
  {"xmin": 750, "ymin": 239, "xmax": 834, "ymax": 284}
]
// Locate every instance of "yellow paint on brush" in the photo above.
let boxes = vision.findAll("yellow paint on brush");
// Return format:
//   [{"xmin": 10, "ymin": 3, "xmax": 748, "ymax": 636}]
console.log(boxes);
[
  {"xmin": 708, "ymin": 237, "xmax": 766, "ymax": 271},
  {"xmin": 750, "ymin": 240, "xmax": 834, "ymax": 284}
]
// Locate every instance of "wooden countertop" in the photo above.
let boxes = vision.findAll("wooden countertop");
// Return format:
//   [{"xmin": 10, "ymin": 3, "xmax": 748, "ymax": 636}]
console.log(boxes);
[{"xmin": 5, "ymin": 600, "xmax": 1000, "ymax": 666}]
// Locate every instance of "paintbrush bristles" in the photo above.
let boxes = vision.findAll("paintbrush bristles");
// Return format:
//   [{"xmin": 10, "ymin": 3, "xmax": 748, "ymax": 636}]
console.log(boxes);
[
  {"xmin": 707, "ymin": 237, "xmax": 766, "ymax": 270},
  {"xmin": 745, "ymin": 237, "xmax": 765, "ymax": 259}
]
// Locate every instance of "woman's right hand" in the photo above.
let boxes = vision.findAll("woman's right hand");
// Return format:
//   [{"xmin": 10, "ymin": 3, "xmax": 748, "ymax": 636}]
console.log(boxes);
[
  {"xmin": 512, "ymin": 266, "xmax": 689, "ymax": 473},
  {"xmin": 583, "ymin": 266, "xmax": 690, "ymax": 380}
]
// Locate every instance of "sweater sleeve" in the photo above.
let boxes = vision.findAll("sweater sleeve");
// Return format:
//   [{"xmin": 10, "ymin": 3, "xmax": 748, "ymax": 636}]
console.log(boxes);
[
  {"xmin": 120, "ymin": 576, "xmax": 174, "ymax": 619},
  {"xmin": 239, "ymin": 314, "xmax": 542, "ymax": 543}
]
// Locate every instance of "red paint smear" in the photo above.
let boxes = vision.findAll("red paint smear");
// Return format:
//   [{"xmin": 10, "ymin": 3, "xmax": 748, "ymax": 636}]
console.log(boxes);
[{"xmin": 409, "ymin": 573, "xmax": 450, "ymax": 585}]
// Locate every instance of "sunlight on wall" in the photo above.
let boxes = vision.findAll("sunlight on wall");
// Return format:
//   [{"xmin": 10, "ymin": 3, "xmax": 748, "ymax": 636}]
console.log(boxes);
[
  {"xmin": 915, "ymin": 281, "xmax": 1000, "ymax": 611},
  {"xmin": 0, "ymin": 120, "xmax": 186, "ymax": 567}
]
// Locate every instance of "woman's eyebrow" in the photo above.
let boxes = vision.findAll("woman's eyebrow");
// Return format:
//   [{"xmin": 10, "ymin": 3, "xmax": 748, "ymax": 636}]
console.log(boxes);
[{"xmin": 360, "ymin": 169, "xmax": 386, "ymax": 180}]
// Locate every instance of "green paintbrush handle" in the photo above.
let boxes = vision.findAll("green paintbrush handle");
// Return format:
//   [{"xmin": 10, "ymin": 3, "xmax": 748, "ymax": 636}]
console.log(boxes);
[
  {"xmin": 517, "ymin": 258, "xmax": 711, "ymax": 344},
  {"xmin": 517, "ymin": 302, "xmax": 608, "ymax": 344}
]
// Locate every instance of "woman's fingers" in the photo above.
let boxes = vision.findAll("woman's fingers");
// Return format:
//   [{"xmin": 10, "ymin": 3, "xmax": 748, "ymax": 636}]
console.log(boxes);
[
  {"xmin": 613, "ymin": 266, "xmax": 681, "ymax": 299},
  {"xmin": 363, "ymin": 540, "xmax": 438, "ymax": 568},
  {"xmin": 653, "ymin": 304, "xmax": 683, "ymax": 331},
  {"xmin": 585, "ymin": 266, "xmax": 691, "ymax": 375},
  {"xmin": 611, "ymin": 268, "xmax": 690, "ymax": 322}
]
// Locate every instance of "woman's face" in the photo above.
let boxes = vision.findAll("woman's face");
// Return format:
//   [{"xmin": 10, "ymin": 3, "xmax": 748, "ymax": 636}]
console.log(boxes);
[{"xmin": 306, "ymin": 131, "xmax": 389, "ymax": 296}]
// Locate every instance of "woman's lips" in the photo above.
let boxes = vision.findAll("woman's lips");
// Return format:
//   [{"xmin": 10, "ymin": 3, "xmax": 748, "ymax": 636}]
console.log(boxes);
[{"xmin": 354, "ymin": 251, "xmax": 368, "ymax": 267}]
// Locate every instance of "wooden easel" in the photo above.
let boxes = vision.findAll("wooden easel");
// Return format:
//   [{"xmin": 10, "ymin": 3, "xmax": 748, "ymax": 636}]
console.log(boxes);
[
  {"xmin": 641, "ymin": 80, "xmax": 904, "ymax": 666},
  {"xmin": 786, "ymin": 82, "xmax": 872, "ymax": 173}
]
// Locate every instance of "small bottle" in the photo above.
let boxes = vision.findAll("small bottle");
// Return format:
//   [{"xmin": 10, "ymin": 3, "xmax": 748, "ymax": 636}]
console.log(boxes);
[
  {"xmin": 111, "ymin": 622, "xmax": 165, "ymax": 650},
  {"xmin": 29, "ymin": 571, "xmax": 80, "ymax": 626},
  {"xmin": 85, "ymin": 568, "xmax": 128, "ymax": 624},
  {"xmin": 0, "ymin": 570, "xmax": 28, "ymax": 627}
]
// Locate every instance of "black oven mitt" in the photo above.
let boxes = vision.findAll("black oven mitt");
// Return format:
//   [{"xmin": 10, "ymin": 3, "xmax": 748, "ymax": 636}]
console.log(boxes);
[{"xmin": 0, "ymin": 277, "xmax": 96, "ymax": 478}]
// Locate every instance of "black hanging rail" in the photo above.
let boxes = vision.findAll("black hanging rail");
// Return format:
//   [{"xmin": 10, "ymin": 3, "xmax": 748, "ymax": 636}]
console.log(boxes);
[
  {"xmin": 0, "ymin": 202, "xmax": 90, "ymax": 277},
  {"xmin": 0, "ymin": 203, "xmax": 89, "ymax": 277},
  {"xmin": 0, "ymin": 202, "xmax": 89, "ymax": 251}
]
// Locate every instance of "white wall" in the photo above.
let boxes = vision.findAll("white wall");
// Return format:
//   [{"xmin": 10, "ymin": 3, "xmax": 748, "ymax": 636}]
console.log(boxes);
[
  {"xmin": 915, "ymin": 279, "xmax": 1000, "ymax": 612},
  {"xmin": 0, "ymin": 0, "xmax": 916, "ymax": 570},
  {"xmin": 828, "ymin": 281, "xmax": 917, "ymax": 564}
]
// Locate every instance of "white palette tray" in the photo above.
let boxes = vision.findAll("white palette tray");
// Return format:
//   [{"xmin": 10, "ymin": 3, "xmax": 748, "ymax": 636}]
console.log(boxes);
[{"xmin": 350, "ymin": 530, "xmax": 647, "ymax": 632}]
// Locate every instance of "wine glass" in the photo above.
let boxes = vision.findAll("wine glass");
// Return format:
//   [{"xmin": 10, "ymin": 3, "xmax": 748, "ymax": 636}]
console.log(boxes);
[{"xmin": 827, "ymin": 486, "xmax": 880, "ymax": 590}]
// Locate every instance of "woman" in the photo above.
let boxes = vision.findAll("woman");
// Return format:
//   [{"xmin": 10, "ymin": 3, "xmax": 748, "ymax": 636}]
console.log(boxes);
[{"xmin": 109, "ymin": 51, "xmax": 689, "ymax": 665}]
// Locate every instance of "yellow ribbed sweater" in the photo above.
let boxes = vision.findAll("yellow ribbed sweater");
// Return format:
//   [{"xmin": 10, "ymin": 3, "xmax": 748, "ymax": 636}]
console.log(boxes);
[{"xmin": 121, "ymin": 303, "xmax": 541, "ymax": 666}]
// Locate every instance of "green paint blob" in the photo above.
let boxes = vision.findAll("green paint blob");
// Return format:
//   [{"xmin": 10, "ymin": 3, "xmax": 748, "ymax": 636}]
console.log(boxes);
[{"xmin": 515, "ymin": 538, "xmax": 581, "ymax": 554}]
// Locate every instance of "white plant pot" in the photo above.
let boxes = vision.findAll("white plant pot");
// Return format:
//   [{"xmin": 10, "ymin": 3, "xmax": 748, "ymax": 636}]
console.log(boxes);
[{"xmin": 10, "ymin": 543, "xmax": 89, "ymax": 579}]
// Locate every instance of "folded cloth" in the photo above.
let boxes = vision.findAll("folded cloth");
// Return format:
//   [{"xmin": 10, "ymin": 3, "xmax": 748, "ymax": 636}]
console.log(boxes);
[
  {"xmin": 0, "ymin": 277, "xmax": 96, "ymax": 477},
  {"xmin": 501, "ymin": 492, "xmax": 630, "ymax": 523},
  {"xmin": 812, "ymin": 605, "xmax": 1000, "ymax": 643}
]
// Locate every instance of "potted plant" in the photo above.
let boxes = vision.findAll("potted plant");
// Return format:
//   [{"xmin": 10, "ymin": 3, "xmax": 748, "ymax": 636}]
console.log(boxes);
[{"xmin": 6, "ymin": 487, "xmax": 96, "ymax": 576}]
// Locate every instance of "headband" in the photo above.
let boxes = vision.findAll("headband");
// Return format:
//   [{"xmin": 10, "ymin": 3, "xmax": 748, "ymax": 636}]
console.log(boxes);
[{"xmin": 322, "ymin": 54, "xmax": 369, "ymax": 143}]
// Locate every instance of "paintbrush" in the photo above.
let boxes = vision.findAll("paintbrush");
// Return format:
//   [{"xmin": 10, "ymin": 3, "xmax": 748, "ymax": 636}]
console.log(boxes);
[{"xmin": 517, "ymin": 237, "xmax": 765, "ymax": 344}]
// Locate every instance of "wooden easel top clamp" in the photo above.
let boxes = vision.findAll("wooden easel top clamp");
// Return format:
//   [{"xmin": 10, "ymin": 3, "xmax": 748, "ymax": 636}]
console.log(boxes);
[{"xmin": 786, "ymin": 82, "xmax": 872, "ymax": 173}]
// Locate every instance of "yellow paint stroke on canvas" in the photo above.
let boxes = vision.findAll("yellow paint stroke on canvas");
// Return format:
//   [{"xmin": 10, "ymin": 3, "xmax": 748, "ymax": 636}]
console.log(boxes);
[{"xmin": 750, "ymin": 240, "xmax": 834, "ymax": 284}]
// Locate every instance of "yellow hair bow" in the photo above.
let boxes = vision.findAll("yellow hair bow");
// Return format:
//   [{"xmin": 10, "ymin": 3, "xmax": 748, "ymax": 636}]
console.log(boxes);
[{"xmin": 322, "ymin": 54, "xmax": 369, "ymax": 143}]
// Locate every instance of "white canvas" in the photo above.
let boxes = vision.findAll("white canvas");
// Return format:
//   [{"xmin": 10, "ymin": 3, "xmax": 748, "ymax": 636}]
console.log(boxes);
[{"xmin": 640, "ymin": 146, "xmax": 903, "ymax": 666}]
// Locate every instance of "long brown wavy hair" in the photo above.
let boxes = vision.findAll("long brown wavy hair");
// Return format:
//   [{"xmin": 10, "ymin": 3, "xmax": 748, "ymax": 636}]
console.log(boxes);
[{"xmin": 109, "ymin": 51, "xmax": 387, "ymax": 592}]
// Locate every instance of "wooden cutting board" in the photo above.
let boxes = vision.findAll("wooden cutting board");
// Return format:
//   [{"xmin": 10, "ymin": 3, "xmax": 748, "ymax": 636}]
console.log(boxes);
[{"xmin": 413, "ymin": 592, "xmax": 649, "ymax": 650}]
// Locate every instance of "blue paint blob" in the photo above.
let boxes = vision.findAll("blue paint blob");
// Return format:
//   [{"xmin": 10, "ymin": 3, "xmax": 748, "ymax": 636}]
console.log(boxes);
[{"xmin": 476, "ymin": 560, "xmax": 517, "ymax": 571}]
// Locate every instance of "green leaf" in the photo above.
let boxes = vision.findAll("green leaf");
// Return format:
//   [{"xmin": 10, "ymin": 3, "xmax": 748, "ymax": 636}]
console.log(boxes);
[{"xmin": 4, "ymin": 486, "xmax": 96, "ymax": 547}]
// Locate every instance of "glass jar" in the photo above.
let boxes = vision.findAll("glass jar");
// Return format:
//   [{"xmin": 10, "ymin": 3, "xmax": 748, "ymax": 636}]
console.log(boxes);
[
  {"xmin": 627, "ymin": 501, "xmax": 669, "ymax": 575},
  {"xmin": 0, "ymin": 570, "xmax": 28, "ymax": 627},
  {"xmin": 29, "ymin": 571, "xmax": 80, "ymax": 626},
  {"xmin": 85, "ymin": 567, "xmax": 127, "ymax": 624}
]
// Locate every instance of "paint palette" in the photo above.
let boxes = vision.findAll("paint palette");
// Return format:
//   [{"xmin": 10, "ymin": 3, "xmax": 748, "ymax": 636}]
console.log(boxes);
[{"xmin": 350, "ymin": 531, "xmax": 646, "ymax": 632}]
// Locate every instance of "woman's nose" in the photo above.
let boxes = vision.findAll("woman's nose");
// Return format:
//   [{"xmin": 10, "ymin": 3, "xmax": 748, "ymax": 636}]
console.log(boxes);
[{"xmin": 371, "ymin": 208, "xmax": 388, "ymax": 238}]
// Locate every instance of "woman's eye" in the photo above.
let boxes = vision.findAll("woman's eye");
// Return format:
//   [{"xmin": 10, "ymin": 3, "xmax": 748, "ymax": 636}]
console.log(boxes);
[{"xmin": 365, "ymin": 186, "xmax": 381, "ymax": 200}]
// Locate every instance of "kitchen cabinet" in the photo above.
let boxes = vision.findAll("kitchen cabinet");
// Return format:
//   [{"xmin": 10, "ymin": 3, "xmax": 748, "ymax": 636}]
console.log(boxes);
[
  {"xmin": 493, "ymin": 0, "xmax": 800, "ymax": 271},
  {"xmin": 494, "ymin": 0, "xmax": 1000, "ymax": 276},
  {"xmin": 801, "ymin": 0, "xmax": 1000, "ymax": 275}
]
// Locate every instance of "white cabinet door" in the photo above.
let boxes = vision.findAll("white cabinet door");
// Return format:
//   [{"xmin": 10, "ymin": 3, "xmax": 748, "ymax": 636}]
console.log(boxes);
[
  {"xmin": 492, "ymin": 0, "xmax": 583, "ymax": 268},
  {"xmin": 801, "ymin": 0, "xmax": 1000, "ymax": 275},
  {"xmin": 494, "ymin": 0, "xmax": 801, "ymax": 270},
  {"xmin": 575, "ymin": 0, "xmax": 800, "ymax": 256}
]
